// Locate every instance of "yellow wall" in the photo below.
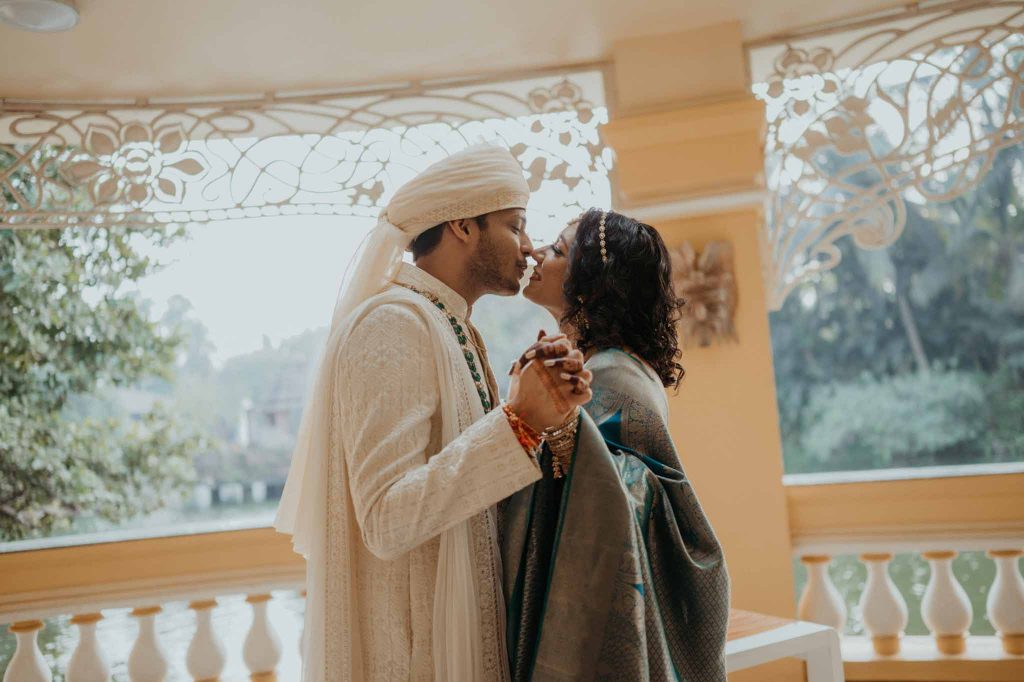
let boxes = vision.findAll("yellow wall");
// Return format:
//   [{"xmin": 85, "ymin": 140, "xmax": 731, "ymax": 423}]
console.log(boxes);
[{"xmin": 612, "ymin": 21, "xmax": 749, "ymax": 113}]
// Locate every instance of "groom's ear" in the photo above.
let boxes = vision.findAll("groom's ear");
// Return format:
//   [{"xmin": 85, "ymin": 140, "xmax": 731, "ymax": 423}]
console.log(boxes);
[{"xmin": 447, "ymin": 218, "xmax": 474, "ymax": 244}]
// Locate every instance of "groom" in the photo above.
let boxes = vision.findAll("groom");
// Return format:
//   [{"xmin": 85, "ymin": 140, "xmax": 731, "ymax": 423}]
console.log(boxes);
[{"xmin": 276, "ymin": 145, "xmax": 591, "ymax": 681}]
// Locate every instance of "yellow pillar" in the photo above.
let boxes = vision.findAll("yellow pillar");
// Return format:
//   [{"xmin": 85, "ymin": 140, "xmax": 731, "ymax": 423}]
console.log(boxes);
[{"xmin": 605, "ymin": 22, "xmax": 801, "ymax": 682}]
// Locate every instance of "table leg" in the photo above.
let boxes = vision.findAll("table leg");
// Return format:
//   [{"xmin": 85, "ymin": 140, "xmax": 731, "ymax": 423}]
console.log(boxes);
[{"xmin": 804, "ymin": 629, "xmax": 845, "ymax": 682}]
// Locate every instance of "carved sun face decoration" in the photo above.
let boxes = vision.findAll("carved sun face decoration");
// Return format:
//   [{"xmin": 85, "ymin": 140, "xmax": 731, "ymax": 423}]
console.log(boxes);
[{"xmin": 670, "ymin": 241, "xmax": 738, "ymax": 348}]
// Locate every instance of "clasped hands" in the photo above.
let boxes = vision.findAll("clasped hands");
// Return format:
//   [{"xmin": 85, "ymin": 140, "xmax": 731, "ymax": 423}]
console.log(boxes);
[{"xmin": 506, "ymin": 330, "xmax": 592, "ymax": 433}]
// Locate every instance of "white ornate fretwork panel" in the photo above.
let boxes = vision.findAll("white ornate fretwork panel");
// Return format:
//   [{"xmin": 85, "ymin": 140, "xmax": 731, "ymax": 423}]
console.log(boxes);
[
  {"xmin": 0, "ymin": 69, "xmax": 610, "ymax": 231},
  {"xmin": 749, "ymin": 3, "xmax": 1024, "ymax": 309}
]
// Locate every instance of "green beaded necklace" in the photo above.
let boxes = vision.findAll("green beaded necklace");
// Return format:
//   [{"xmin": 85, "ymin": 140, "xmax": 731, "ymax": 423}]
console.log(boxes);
[{"xmin": 397, "ymin": 283, "xmax": 492, "ymax": 412}]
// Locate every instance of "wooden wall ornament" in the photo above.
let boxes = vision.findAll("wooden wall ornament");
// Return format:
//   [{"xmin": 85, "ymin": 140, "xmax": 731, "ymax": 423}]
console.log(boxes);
[{"xmin": 671, "ymin": 240, "xmax": 738, "ymax": 348}]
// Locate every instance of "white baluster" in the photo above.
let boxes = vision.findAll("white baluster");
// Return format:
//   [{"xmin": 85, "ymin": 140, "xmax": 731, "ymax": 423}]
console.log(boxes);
[
  {"xmin": 798, "ymin": 555, "xmax": 847, "ymax": 632},
  {"xmin": 987, "ymin": 549, "xmax": 1024, "ymax": 655},
  {"xmin": 127, "ymin": 606, "xmax": 168, "ymax": 682},
  {"xmin": 186, "ymin": 600, "xmax": 225, "ymax": 682},
  {"xmin": 3, "ymin": 620, "xmax": 51, "ymax": 682},
  {"xmin": 67, "ymin": 613, "xmax": 110, "ymax": 682},
  {"xmin": 858, "ymin": 553, "xmax": 908, "ymax": 655},
  {"xmin": 922, "ymin": 550, "xmax": 973, "ymax": 655},
  {"xmin": 244, "ymin": 594, "xmax": 282, "ymax": 681}
]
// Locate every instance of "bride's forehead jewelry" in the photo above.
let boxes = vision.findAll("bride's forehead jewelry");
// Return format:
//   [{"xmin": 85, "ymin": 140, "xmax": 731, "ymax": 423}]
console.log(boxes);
[{"xmin": 598, "ymin": 210, "xmax": 608, "ymax": 264}]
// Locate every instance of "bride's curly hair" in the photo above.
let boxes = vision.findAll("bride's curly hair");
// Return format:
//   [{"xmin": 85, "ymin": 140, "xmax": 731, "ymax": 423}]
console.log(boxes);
[{"xmin": 562, "ymin": 208, "xmax": 685, "ymax": 389}]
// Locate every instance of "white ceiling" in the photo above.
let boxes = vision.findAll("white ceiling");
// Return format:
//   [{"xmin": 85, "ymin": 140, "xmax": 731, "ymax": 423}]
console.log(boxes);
[{"xmin": 0, "ymin": 0, "xmax": 898, "ymax": 101}]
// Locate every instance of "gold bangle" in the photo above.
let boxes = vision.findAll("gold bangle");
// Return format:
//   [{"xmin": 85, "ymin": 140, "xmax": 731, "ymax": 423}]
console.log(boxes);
[
  {"xmin": 542, "ymin": 407, "xmax": 581, "ymax": 479},
  {"xmin": 543, "ymin": 406, "xmax": 580, "ymax": 437}
]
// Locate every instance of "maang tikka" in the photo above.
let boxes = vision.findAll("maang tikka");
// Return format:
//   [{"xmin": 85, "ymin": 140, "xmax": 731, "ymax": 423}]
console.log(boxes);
[{"xmin": 598, "ymin": 210, "xmax": 608, "ymax": 264}]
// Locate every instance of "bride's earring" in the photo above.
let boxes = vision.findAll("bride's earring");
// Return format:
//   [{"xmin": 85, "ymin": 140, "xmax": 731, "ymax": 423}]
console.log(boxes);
[{"xmin": 572, "ymin": 296, "xmax": 589, "ymax": 333}]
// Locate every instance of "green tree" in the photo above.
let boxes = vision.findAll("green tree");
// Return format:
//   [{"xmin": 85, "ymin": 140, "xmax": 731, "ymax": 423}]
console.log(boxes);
[
  {"xmin": 770, "ymin": 140, "xmax": 1024, "ymax": 474},
  {"xmin": 0, "ymin": 147, "xmax": 202, "ymax": 540}
]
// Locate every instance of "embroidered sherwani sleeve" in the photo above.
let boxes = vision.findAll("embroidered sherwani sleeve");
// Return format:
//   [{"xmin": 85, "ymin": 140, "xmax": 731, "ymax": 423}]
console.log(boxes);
[{"xmin": 337, "ymin": 303, "xmax": 541, "ymax": 561}]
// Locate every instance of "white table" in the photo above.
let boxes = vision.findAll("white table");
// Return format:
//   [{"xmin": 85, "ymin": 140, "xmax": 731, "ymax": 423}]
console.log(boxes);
[{"xmin": 726, "ymin": 610, "xmax": 845, "ymax": 682}]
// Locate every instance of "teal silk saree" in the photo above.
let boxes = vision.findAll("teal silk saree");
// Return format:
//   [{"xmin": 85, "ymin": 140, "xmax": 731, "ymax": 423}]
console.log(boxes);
[{"xmin": 500, "ymin": 349, "xmax": 729, "ymax": 681}]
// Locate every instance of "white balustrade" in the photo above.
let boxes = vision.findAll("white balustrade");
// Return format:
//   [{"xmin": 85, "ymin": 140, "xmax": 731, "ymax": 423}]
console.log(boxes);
[
  {"xmin": 2, "ymin": 589, "xmax": 304, "ymax": 681},
  {"xmin": 127, "ymin": 606, "xmax": 168, "ymax": 682},
  {"xmin": 243, "ymin": 593, "xmax": 282, "ymax": 681},
  {"xmin": 186, "ymin": 600, "xmax": 226, "ymax": 682},
  {"xmin": 921, "ymin": 550, "xmax": 973, "ymax": 655},
  {"xmin": 987, "ymin": 549, "xmax": 1024, "ymax": 655},
  {"xmin": 3, "ymin": 620, "xmax": 50, "ymax": 682},
  {"xmin": 798, "ymin": 555, "xmax": 847, "ymax": 632},
  {"xmin": 858, "ymin": 552, "xmax": 908, "ymax": 655},
  {"xmin": 67, "ymin": 613, "xmax": 110, "ymax": 682},
  {"xmin": 4, "ymin": 543, "xmax": 1019, "ymax": 678},
  {"xmin": 790, "ymin": 545, "xmax": 1024, "ymax": 659}
]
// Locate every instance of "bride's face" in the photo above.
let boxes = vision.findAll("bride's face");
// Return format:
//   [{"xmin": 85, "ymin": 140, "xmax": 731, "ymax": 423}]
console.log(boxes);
[{"xmin": 523, "ymin": 221, "xmax": 578, "ymax": 317}]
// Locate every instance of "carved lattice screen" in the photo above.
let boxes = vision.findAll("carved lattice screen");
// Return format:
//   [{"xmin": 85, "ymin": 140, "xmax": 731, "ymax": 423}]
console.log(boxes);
[
  {"xmin": 0, "ymin": 68, "xmax": 609, "ymax": 232},
  {"xmin": 749, "ymin": 2, "xmax": 1024, "ymax": 309}
]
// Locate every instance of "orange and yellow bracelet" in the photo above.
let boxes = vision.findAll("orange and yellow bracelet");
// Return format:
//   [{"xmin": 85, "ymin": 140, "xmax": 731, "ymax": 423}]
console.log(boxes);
[{"xmin": 502, "ymin": 403, "xmax": 542, "ymax": 457}]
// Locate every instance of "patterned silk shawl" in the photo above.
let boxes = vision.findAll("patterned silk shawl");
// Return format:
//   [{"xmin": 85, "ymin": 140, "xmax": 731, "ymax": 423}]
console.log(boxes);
[{"xmin": 500, "ymin": 349, "xmax": 730, "ymax": 682}]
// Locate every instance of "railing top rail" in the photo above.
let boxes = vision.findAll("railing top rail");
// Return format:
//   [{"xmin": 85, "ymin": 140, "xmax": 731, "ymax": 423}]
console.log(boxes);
[
  {"xmin": 0, "ymin": 527, "xmax": 304, "ymax": 623},
  {"xmin": 786, "ymin": 467, "xmax": 1024, "ymax": 554}
]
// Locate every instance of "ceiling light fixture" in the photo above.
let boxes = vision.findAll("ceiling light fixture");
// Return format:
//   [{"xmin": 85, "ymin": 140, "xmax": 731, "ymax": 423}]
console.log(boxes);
[{"xmin": 0, "ymin": 0, "xmax": 79, "ymax": 32}]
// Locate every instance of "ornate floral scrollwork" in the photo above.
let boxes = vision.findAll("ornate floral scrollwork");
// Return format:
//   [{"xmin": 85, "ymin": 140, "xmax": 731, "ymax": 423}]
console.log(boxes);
[
  {"xmin": 750, "ymin": 3, "xmax": 1024, "ymax": 309},
  {"xmin": 527, "ymin": 78, "xmax": 596, "ymax": 123},
  {"xmin": 62, "ymin": 122, "xmax": 207, "ymax": 206},
  {"xmin": 671, "ymin": 241, "xmax": 738, "ymax": 348},
  {"xmin": 0, "ymin": 69, "xmax": 610, "ymax": 230}
]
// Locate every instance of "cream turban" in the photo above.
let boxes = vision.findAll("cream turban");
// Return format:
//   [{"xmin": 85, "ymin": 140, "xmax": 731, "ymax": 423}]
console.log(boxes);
[
  {"xmin": 385, "ymin": 143, "xmax": 530, "ymax": 236},
  {"xmin": 319, "ymin": 143, "xmax": 530, "ymax": 328}
]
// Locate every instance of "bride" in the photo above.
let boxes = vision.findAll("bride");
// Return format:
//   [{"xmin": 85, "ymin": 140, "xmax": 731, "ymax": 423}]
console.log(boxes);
[{"xmin": 500, "ymin": 208, "xmax": 730, "ymax": 681}]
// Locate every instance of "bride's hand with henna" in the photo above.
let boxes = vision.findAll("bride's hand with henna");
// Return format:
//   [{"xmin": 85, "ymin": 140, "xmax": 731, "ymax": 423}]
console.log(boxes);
[{"xmin": 506, "ymin": 330, "xmax": 592, "ymax": 432}]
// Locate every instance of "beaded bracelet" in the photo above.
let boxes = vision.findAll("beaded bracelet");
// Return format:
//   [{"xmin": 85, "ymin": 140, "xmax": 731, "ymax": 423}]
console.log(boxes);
[
  {"xmin": 543, "ymin": 407, "xmax": 581, "ymax": 479},
  {"xmin": 502, "ymin": 403, "xmax": 543, "ymax": 457}
]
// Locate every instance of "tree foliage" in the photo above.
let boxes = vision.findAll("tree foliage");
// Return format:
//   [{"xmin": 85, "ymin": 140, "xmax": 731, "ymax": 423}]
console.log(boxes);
[
  {"xmin": 1, "ymin": 148, "xmax": 201, "ymax": 540},
  {"xmin": 771, "ymin": 141, "xmax": 1024, "ymax": 474}
]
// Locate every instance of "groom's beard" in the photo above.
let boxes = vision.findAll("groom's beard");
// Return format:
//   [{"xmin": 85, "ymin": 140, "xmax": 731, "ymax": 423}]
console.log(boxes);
[{"xmin": 470, "ymin": 231, "xmax": 521, "ymax": 296}]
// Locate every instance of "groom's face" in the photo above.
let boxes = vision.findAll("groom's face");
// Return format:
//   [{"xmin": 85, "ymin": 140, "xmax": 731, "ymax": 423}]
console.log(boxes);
[{"xmin": 469, "ymin": 208, "xmax": 532, "ymax": 296}]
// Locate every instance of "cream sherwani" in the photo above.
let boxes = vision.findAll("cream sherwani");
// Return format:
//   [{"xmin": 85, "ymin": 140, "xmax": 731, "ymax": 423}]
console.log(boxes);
[
  {"xmin": 274, "ymin": 144, "xmax": 535, "ymax": 682},
  {"xmin": 329, "ymin": 263, "xmax": 541, "ymax": 680}
]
